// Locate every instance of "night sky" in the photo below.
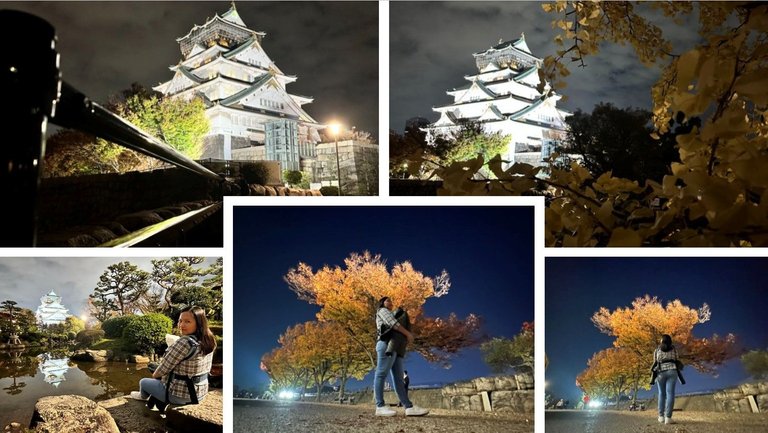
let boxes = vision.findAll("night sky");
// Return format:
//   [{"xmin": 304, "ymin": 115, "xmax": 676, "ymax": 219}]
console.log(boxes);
[
  {"xmin": 3, "ymin": 1, "xmax": 379, "ymax": 137},
  {"xmin": 233, "ymin": 205, "xmax": 534, "ymax": 390},
  {"xmin": 546, "ymin": 257, "xmax": 768, "ymax": 404},
  {"xmin": 389, "ymin": 1, "xmax": 701, "ymax": 131}
]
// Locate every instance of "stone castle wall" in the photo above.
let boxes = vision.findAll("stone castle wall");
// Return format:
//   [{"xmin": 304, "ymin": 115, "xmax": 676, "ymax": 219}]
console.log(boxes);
[
  {"xmin": 713, "ymin": 381, "xmax": 768, "ymax": 413},
  {"xmin": 441, "ymin": 374, "xmax": 534, "ymax": 413}
]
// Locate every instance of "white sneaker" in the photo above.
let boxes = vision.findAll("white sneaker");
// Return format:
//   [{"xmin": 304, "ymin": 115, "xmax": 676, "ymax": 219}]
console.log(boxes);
[
  {"xmin": 129, "ymin": 391, "xmax": 146, "ymax": 401},
  {"xmin": 405, "ymin": 406, "xmax": 429, "ymax": 416},
  {"xmin": 375, "ymin": 406, "xmax": 396, "ymax": 417},
  {"xmin": 665, "ymin": 417, "xmax": 673, "ymax": 425},
  {"xmin": 658, "ymin": 416, "xmax": 664, "ymax": 423}
]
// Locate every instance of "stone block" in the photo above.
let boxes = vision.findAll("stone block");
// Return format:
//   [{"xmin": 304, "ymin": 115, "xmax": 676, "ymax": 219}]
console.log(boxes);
[
  {"xmin": 32, "ymin": 395, "xmax": 119, "ymax": 433},
  {"xmin": 757, "ymin": 394, "xmax": 768, "ymax": 413},
  {"xmin": 494, "ymin": 375, "xmax": 517, "ymax": 391},
  {"xmin": 474, "ymin": 376, "xmax": 496, "ymax": 392},
  {"xmin": 491, "ymin": 390, "xmax": 513, "ymax": 411},
  {"xmin": 759, "ymin": 382, "xmax": 768, "ymax": 394},
  {"xmin": 737, "ymin": 398, "xmax": 752, "ymax": 413},
  {"xmin": 740, "ymin": 383, "xmax": 761, "ymax": 395},
  {"xmin": 469, "ymin": 394, "xmax": 482, "ymax": 412},
  {"xmin": 515, "ymin": 373, "xmax": 534, "ymax": 390},
  {"xmin": 449, "ymin": 395, "xmax": 471, "ymax": 411}
]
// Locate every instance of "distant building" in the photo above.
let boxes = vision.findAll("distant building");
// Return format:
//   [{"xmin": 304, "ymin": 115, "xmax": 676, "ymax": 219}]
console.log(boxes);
[
  {"xmin": 425, "ymin": 34, "xmax": 571, "ymax": 168},
  {"xmin": 154, "ymin": 4, "xmax": 322, "ymax": 162},
  {"xmin": 36, "ymin": 291, "xmax": 68, "ymax": 326},
  {"xmin": 316, "ymin": 139, "xmax": 379, "ymax": 195}
]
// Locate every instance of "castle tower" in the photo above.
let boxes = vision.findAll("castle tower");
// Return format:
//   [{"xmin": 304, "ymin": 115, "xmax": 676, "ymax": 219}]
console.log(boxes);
[
  {"xmin": 425, "ymin": 34, "xmax": 571, "ymax": 167},
  {"xmin": 36, "ymin": 291, "xmax": 69, "ymax": 325},
  {"xmin": 154, "ymin": 3, "xmax": 322, "ymax": 163}
]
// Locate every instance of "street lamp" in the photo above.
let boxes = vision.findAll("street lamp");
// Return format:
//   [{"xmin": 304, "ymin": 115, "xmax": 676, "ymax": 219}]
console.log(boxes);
[{"xmin": 328, "ymin": 122, "xmax": 343, "ymax": 196}]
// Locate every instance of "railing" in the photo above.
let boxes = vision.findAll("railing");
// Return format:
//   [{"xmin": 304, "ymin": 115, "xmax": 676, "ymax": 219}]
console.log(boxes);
[{"xmin": 0, "ymin": 10, "xmax": 226, "ymax": 246}]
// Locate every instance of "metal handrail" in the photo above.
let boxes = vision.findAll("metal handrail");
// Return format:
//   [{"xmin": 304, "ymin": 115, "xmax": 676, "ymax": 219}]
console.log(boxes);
[
  {"xmin": 0, "ymin": 9, "xmax": 224, "ymax": 246},
  {"xmin": 53, "ymin": 82, "xmax": 222, "ymax": 182}
]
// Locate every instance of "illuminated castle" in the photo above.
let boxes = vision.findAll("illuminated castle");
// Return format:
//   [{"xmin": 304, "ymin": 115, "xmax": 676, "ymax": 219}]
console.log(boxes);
[
  {"xmin": 425, "ymin": 34, "xmax": 571, "ymax": 167},
  {"xmin": 35, "ymin": 291, "xmax": 69, "ymax": 325},
  {"xmin": 154, "ymin": 3, "xmax": 322, "ymax": 170}
]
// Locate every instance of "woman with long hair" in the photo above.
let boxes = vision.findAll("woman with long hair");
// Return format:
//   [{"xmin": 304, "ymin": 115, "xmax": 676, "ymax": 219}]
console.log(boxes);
[
  {"xmin": 373, "ymin": 296, "xmax": 429, "ymax": 417},
  {"xmin": 651, "ymin": 334, "xmax": 685, "ymax": 424},
  {"xmin": 130, "ymin": 306, "xmax": 217, "ymax": 412}
]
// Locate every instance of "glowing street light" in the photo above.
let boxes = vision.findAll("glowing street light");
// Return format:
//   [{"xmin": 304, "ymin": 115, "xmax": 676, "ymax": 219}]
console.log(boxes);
[{"xmin": 328, "ymin": 122, "xmax": 343, "ymax": 196}]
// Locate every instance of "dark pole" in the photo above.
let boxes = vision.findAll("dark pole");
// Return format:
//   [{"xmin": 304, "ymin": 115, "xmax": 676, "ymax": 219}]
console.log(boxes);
[
  {"xmin": 0, "ymin": 10, "xmax": 60, "ymax": 246},
  {"xmin": 335, "ymin": 137, "xmax": 343, "ymax": 196}
]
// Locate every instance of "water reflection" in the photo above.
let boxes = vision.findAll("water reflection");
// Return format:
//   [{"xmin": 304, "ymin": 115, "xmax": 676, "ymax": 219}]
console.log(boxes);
[
  {"xmin": 37, "ymin": 352, "xmax": 70, "ymax": 387},
  {"xmin": 0, "ymin": 348, "xmax": 152, "ymax": 428},
  {"xmin": 0, "ymin": 350, "xmax": 39, "ymax": 396}
]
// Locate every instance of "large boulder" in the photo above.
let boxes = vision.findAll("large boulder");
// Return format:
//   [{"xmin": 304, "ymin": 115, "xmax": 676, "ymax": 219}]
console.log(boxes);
[
  {"xmin": 473, "ymin": 376, "xmax": 496, "ymax": 392},
  {"xmin": 166, "ymin": 389, "xmax": 223, "ymax": 433},
  {"xmin": 31, "ymin": 395, "xmax": 119, "ymax": 433},
  {"xmin": 71, "ymin": 350, "xmax": 113, "ymax": 362}
]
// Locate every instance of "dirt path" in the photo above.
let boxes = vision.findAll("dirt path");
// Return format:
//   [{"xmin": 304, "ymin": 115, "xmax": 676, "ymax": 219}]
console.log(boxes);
[
  {"xmin": 233, "ymin": 399, "xmax": 533, "ymax": 433},
  {"xmin": 545, "ymin": 409, "xmax": 768, "ymax": 433}
]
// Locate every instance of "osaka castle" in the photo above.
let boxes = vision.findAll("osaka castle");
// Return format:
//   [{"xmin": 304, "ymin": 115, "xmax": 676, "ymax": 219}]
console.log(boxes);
[
  {"xmin": 154, "ymin": 3, "xmax": 322, "ymax": 170},
  {"xmin": 425, "ymin": 34, "xmax": 571, "ymax": 167},
  {"xmin": 36, "ymin": 291, "xmax": 69, "ymax": 325}
]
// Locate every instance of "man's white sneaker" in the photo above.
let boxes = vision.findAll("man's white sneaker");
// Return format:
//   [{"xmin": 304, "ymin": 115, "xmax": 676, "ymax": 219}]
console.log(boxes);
[
  {"xmin": 658, "ymin": 416, "xmax": 664, "ymax": 423},
  {"xmin": 129, "ymin": 391, "xmax": 146, "ymax": 401},
  {"xmin": 664, "ymin": 417, "xmax": 673, "ymax": 425},
  {"xmin": 375, "ymin": 406, "xmax": 396, "ymax": 417},
  {"xmin": 405, "ymin": 406, "xmax": 429, "ymax": 416}
]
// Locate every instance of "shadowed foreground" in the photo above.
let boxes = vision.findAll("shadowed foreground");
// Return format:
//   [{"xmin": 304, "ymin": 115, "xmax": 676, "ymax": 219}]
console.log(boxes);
[
  {"xmin": 234, "ymin": 399, "xmax": 533, "ymax": 433},
  {"xmin": 545, "ymin": 409, "xmax": 768, "ymax": 433}
]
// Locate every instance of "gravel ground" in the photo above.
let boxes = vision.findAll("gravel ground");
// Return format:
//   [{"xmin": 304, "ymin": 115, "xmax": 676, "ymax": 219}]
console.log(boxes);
[
  {"xmin": 233, "ymin": 399, "xmax": 533, "ymax": 433},
  {"xmin": 545, "ymin": 409, "xmax": 768, "ymax": 433}
]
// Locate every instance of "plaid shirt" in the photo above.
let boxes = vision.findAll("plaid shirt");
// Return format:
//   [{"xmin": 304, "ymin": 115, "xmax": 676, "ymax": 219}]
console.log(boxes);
[
  {"xmin": 155, "ymin": 335, "xmax": 213, "ymax": 402},
  {"xmin": 376, "ymin": 307, "xmax": 399, "ymax": 339},
  {"xmin": 654, "ymin": 347, "xmax": 679, "ymax": 372}
]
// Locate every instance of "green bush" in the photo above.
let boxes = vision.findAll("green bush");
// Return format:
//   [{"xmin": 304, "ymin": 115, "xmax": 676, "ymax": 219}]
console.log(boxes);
[
  {"xmin": 122, "ymin": 313, "xmax": 173, "ymax": 355},
  {"xmin": 240, "ymin": 162, "xmax": 270, "ymax": 185},
  {"xmin": 320, "ymin": 186, "xmax": 339, "ymax": 196},
  {"xmin": 102, "ymin": 316, "xmax": 137, "ymax": 338},
  {"xmin": 76, "ymin": 329, "xmax": 105, "ymax": 346}
]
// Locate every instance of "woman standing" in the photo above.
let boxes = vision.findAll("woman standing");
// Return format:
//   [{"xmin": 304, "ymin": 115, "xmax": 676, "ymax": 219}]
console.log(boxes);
[
  {"xmin": 130, "ymin": 306, "xmax": 216, "ymax": 412},
  {"xmin": 373, "ymin": 296, "xmax": 429, "ymax": 417},
  {"xmin": 652, "ymin": 334, "xmax": 684, "ymax": 425}
]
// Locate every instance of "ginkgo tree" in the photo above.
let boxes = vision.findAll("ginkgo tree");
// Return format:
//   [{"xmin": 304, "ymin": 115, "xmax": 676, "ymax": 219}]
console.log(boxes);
[
  {"xmin": 591, "ymin": 295, "xmax": 740, "ymax": 374},
  {"xmin": 576, "ymin": 347, "xmax": 647, "ymax": 406},
  {"xmin": 417, "ymin": 1, "xmax": 768, "ymax": 247},
  {"xmin": 284, "ymin": 251, "xmax": 483, "ymax": 367}
]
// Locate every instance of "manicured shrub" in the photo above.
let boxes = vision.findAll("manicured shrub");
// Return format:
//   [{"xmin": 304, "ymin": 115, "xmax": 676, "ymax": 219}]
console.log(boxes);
[
  {"xmin": 76, "ymin": 329, "xmax": 105, "ymax": 346},
  {"xmin": 102, "ymin": 315, "xmax": 137, "ymax": 338},
  {"xmin": 122, "ymin": 313, "xmax": 173, "ymax": 355}
]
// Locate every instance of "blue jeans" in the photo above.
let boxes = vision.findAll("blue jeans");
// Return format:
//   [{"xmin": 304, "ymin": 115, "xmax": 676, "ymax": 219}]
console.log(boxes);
[
  {"xmin": 656, "ymin": 369, "xmax": 677, "ymax": 418},
  {"xmin": 139, "ymin": 377, "xmax": 190, "ymax": 405},
  {"xmin": 373, "ymin": 340, "xmax": 412, "ymax": 408}
]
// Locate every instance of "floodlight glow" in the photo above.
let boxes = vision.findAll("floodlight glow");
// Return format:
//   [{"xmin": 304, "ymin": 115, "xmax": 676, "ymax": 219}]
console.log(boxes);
[
  {"xmin": 278, "ymin": 390, "xmax": 296, "ymax": 400},
  {"xmin": 328, "ymin": 123, "xmax": 341, "ymax": 136},
  {"xmin": 588, "ymin": 400, "xmax": 603, "ymax": 408}
]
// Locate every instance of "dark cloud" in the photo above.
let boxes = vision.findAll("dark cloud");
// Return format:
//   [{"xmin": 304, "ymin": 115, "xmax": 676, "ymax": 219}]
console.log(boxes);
[
  {"xmin": 3, "ymin": 1, "xmax": 378, "ymax": 136},
  {"xmin": 390, "ymin": 1, "xmax": 701, "ymax": 132}
]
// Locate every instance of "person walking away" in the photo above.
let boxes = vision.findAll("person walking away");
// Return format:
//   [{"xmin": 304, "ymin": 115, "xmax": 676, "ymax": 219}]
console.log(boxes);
[{"xmin": 650, "ymin": 334, "xmax": 685, "ymax": 425}]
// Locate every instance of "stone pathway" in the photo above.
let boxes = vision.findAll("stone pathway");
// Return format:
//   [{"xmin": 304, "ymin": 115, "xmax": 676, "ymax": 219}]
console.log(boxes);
[
  {"xmin": 233, "ymin": 399, "xmax": 533, "ymax": 433},
  {"xmin": 545, "ymin": 409, "xmax": 768, "ymax": 433}
]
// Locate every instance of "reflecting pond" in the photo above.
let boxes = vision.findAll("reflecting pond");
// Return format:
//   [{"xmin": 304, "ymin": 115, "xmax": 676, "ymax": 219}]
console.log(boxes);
[{"xmin": 0, "ymin": 348, "xmax": 152, "ymax": 428}]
